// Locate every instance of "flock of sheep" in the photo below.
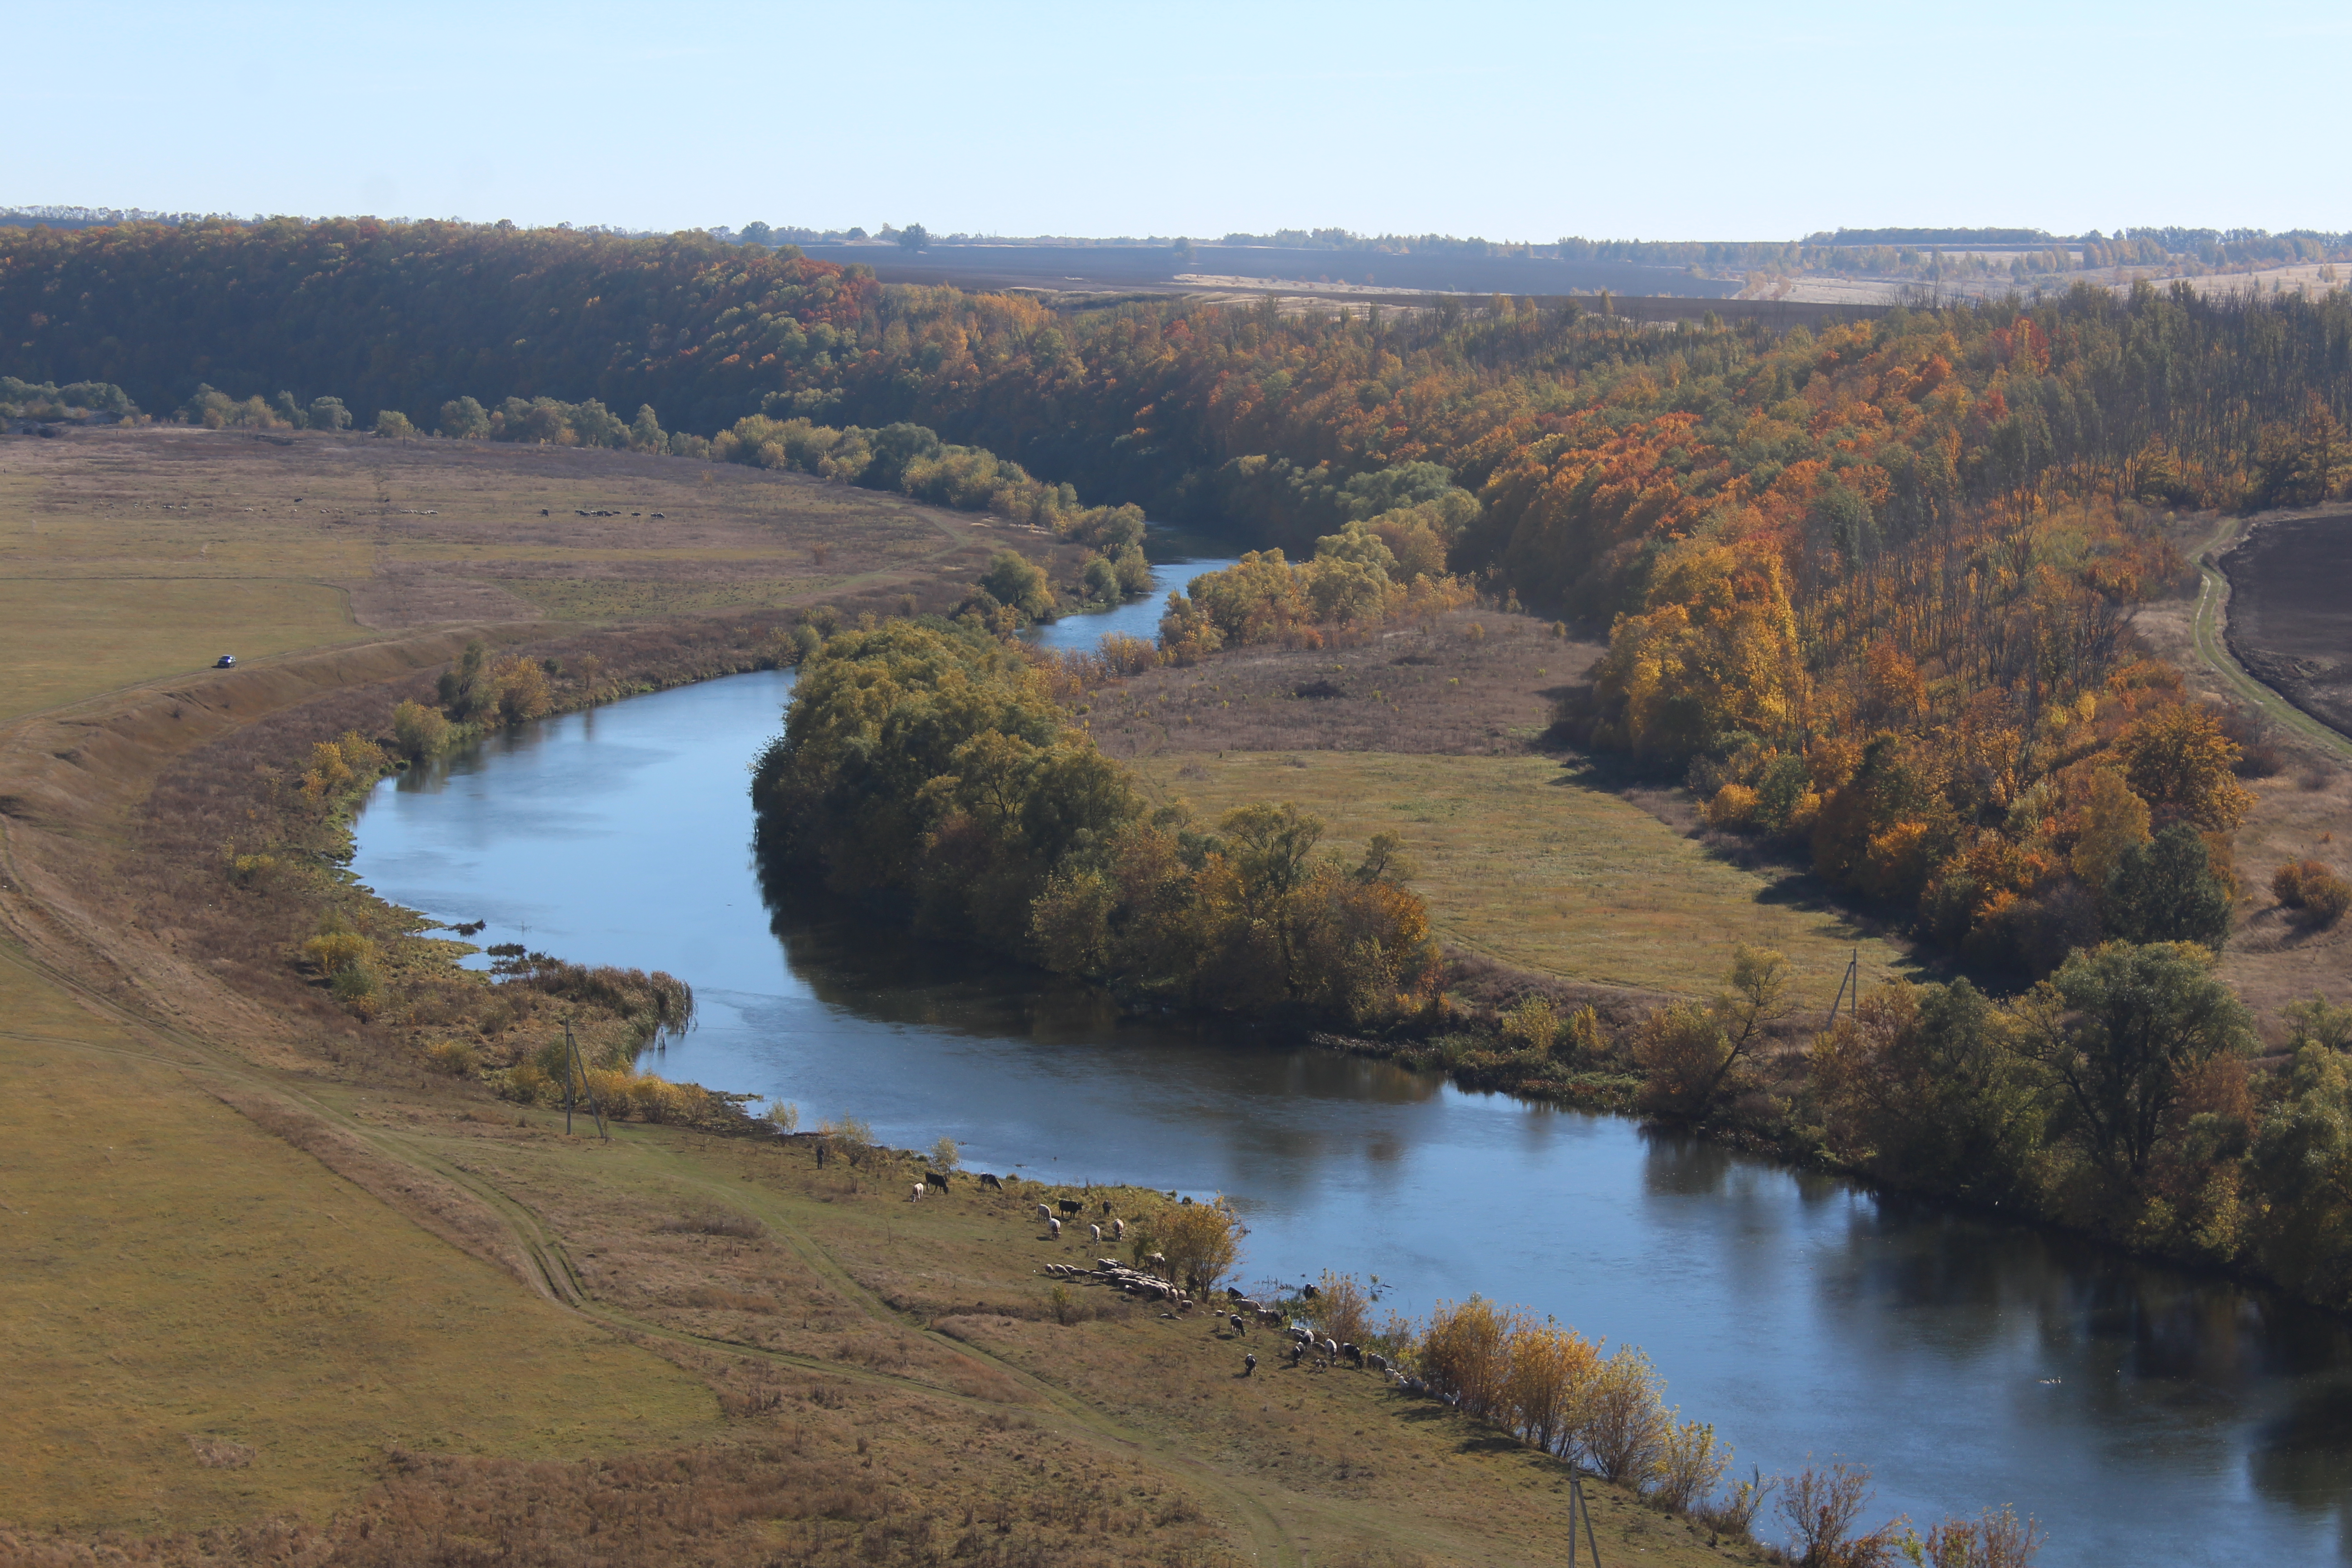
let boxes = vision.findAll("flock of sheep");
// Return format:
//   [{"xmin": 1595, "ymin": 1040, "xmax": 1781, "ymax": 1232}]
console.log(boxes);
[{"xmin": 897, "ymin": 1167, "xmax": 1432, "ymax": 1394}]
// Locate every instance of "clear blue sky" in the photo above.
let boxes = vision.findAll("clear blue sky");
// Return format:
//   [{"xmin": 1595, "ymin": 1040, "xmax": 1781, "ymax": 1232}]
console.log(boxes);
[{"xmin": 12, "ymin": 0, "xmax": 2346, "ymax": 241}]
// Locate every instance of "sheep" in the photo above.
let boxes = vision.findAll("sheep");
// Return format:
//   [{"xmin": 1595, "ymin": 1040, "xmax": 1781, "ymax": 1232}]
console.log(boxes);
[
  {"xmin": 1366, "ymin": 1352, "xmax": 1390, "ymax": 1373},
  {"xmin": 1145, "ymin": 1251, "xmax": 1168, "ymax": 1275},
  {"xmin": 1036, "ymin": 1202, "xmax": 1053, "ymax": 1223},
  {"xmin": 1228, "ymin": 1313, "xmax": 1248, "ymax": 1335},
  {"xmin": 1320, "ymin": 1338, "xmax": 1340, "ymax": 1360},
  {"xmin": 1287, "ymin": 1342, "xmax": 1304, "ymax": 1367},
  {"xmin": 1256, "ymin": 1307, "xmax": 1283, "ymax": 1326},
  {"xmin": 1243, "ymin": 1352, "xmax": 1258, "ymax": 1377},
  {"xmin": 1089, "ymin": 1223, "xmax": 1102, "ymax": 1244},
  {"xmin": 1289, "ymin": 1326, "xmax": 1313, "ymax": 1345},
  {"xmin": 909, "ymin": 1182, "xmax": 926, "ymax": 1201},
  {"xmin": 1111, "ymin": 1217, "xmax": 1125, "ymax": 1240},
  {"xmin": 1342, "ymin": 1343, "xmax": 1363, "ymax": 1367},
  {"xmin": 1049, "ymin": 1216, "xmax": 1062, "ymax": 1239}
]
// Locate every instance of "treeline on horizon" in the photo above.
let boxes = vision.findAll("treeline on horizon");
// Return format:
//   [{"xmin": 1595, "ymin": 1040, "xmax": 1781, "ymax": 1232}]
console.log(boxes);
[{"xmin": 8, "ymin": 215, "xmax": 2352, "ymax": 974}]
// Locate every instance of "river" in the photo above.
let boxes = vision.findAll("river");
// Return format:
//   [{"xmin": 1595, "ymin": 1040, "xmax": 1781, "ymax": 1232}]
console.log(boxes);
[{"xmin": 349, "ymin": 540, "xmax": 2352, "ymax": 1565}]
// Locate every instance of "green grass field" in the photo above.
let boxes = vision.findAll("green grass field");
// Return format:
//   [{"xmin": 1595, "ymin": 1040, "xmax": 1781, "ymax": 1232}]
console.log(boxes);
[
  {"xmin": 0, "ymin": 947, "xmax": 721, "ymax": 1531},
  {"xmin": 0, "ymin": 577, "xmax": 360, "ymax": 720},
  {"xmin": 1139, "ymin": 750, "xmax": 1917, "ymax": 1009}
]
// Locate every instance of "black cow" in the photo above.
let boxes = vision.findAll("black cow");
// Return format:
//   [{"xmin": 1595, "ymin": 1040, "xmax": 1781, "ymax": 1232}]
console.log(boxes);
[
  {"xmin": 923, "ymin": 1170, "xmax": 950, "ymax": 1191},
  {"xmin": 1057, "ymin": 1199, "xmax": 1083, "ymax": 1219},
  {"xmin": 979, "ymin": 1173, "xmax": 1003, "ymax": 1191}
]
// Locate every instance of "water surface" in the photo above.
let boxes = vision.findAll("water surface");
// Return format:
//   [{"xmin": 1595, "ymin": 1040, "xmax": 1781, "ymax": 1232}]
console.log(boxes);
[{"xmin": 352, "ymin": 547, "xmax": 2352, "ymax": 1565}]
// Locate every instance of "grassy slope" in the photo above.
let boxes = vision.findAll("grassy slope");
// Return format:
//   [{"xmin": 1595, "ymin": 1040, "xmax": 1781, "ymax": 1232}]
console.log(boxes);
[{"xmin": 0, "ymin": 943, "xmax": 721, "ymax": 1531}]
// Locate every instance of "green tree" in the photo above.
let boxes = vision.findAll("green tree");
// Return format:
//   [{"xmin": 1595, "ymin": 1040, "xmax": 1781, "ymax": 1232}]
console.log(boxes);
[
  {"xmin": 307, "ymin": 395, "xmax": 351, "ymax": 432},
  {"xmin": 2014, "ymin": 941, "xmax": 2254, "ymax": 1183},
  {"xmin": 1217, "ymin": 802, "xmax": 1323, "ymax": 922},
  {"xmin": 437, "ymin": 395, "xmax": 490, "ymax": 440},
  {"xmin": 627, "ymin": 403, "xmax": 666, "ymax": 453},
  {"xmin": 897, "ymin": 223, "xmax": 930, "ymax": 253},
  {"xmin": 2104, "ymin": 824, "xmax": 2232, "ymax": 948},
  {"xmin": 978, "ymin": 549, "xmax": 1054, "ymax": 621},
  {"xmin": 372, "ymin": 408, "xmax": 416, "ymax": 439}
]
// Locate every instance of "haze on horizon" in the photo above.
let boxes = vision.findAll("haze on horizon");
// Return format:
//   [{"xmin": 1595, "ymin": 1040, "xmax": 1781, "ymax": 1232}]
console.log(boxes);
[{"xmin": 10, "ymin": 0, "xmax": 2349, "ymax": 243}]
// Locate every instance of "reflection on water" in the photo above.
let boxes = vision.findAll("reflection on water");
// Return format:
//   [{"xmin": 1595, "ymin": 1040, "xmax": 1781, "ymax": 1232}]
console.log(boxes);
[{"xmin": 348, "ymin": 543, "xmax": 2352, "ymax": 1566}]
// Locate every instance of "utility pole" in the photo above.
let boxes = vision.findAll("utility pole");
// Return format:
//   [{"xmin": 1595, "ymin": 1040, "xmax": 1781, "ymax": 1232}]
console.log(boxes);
[
  {"xmin": 563, "ymin": 1021, "xmax": 608, "ymax": 1140},
  {"xmin": 1825, "ymin": 946, "xmax": 1861, "ymax": 1029},
  {"xmin": 1565, "ymin": 1469, "xmax": 1604, "ymax": 1565}
]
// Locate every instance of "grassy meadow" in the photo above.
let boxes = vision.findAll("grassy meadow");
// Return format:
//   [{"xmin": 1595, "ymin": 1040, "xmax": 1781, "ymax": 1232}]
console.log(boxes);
[
  {"xmin": 0, "ymin": 426, "xmax": 1030, "ymax": 720},
  {"xmin": 0, "ymin": 943, "xmax": 722, "ymax": 1531},
  {"xmin": 1138, "ymin": 750, "xmax": 1917, "ymax": 1010}
]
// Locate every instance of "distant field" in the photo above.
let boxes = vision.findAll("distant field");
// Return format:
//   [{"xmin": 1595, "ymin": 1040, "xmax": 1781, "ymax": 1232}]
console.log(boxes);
[
  {"xmin": 2222, "ymin": 510, "xmax": 2352, "ymax": 741},
  {"xmin": 0, "ymin": 426, "xmax": 1028, "ymax": 718},
  {"xmin": 1135, "ymin": 750, "xmax": 1916, "ymax": 1009},
  {"xmin": 0, "ymin": 945, "xmax": 719, "ymax": 1530}
]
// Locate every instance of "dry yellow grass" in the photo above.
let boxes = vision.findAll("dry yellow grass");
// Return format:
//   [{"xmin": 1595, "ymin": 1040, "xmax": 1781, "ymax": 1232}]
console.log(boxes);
[
  {"xmin": 0, "ymin": 946, "xmax": 720, "ymax": 1532},
  {"xmin": 1139, "ymin": 750, "xmax": 1916, "ymax": 1009}
]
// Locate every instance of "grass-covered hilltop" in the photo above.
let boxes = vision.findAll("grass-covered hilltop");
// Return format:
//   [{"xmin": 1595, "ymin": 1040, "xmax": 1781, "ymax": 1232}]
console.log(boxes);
[{"xmin": 2, "ymin": 210, "xmax": 2350, "ymax": 1564}]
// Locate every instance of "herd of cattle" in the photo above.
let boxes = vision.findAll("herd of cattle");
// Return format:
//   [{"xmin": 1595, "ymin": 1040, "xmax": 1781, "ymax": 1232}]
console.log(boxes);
[{"xmin": 902, "ymin": 1168, "xmax": 1430, "ymax": 1396}]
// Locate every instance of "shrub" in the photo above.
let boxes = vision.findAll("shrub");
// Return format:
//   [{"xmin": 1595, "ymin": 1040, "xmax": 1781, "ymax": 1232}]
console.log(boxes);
[
  {"xmin": 1418, "ymin": 1296, "xmax": 1516, "ymax": 1421},
  {"xmin": 425, "ymin": 1039, "xmax": 480, "ymax": 1076},
  {"xmin": 2305, "ymin": 873, "xmax": 2352, "ymax": 927},
  {"xmin": 764, "ymin": 1100, "xmax": 800, "ymax": 1132},
  {"xmin": 489, "ymin": 655, "xmax": 552, "ymax": 724},
  {"xmin": 1779, "ymin": 1461, "xmax": 1899, "ymax": 1568},
  {"xmin": 1654, "ymin": 1417, "xmax": 1730, "ymax": 1512},
  {"xmin": 1302, "ymin": 1270, "xmax": 1374, "ymax": 1346},
  {"xmin": 1705, "ymin": 783, "xmax": 1759, "ymax": 830},
  {"xmin": 225, "ymin": 849, "xmax": 280, "ymax": 887},
  {"xmin": 1633, "ymin": 1002, "xmax": 1731, "ymax": 1116},
  {"xmin": 1500, "ymin": 994, "xmax": 1561, "ymax": 1054},
  {"xmin": 302, "ymin": 930, "xmax": 374, "ymax": 975},
  {"xmin": 1582, "ymin": 1345, "xmax": 1671, "ymax": 1485},
  {"xmin": 2275, "ymin": 858, "xmax": 2351, "ymax": 926},
  {"xmin": 819, "ymin": 1116, "xmax": 874, "ymax": 1164},
  {"xmin": 390, "ymin": 699, "xmax": 451, "ymax": 759},
  {"xmin": 1156, "ymin": 1197, "xmax": 1244, "ymax": 1297},
  {"xmin": 329, "ymin": 962, "xmax": 383, "ymax": 1019},
  {"xmin": 929, "ymin": 1136, "xmax": 960, "ymax": 1172}
]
